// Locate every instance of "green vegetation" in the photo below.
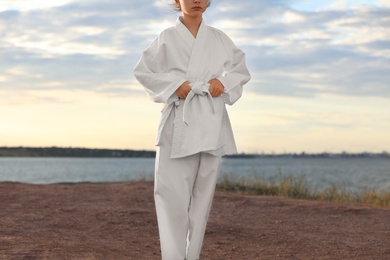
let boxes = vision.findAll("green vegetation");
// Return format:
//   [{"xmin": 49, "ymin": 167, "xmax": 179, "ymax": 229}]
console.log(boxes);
[
  {"xmin": 0, "ymin": 147, "xmax": 156, "ymax": 158},
  {"xmin": 216, "ymin": 172, "xmax": 390, "ymax": 208}
]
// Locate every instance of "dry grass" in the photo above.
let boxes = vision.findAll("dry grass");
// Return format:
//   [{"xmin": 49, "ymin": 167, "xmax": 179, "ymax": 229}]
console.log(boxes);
[{"xmin": 216, "ymin": 172, "xmax": 390, "ymax": 207}]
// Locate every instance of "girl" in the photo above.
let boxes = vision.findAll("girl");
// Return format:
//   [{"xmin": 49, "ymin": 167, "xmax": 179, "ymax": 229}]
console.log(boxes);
[{"xmin": 134, "ymin": 0, "xmax": 250, "ymax": 259}]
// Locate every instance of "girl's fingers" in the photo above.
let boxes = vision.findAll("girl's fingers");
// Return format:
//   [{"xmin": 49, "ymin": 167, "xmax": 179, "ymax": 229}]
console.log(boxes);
[{"xmin": 210, "ymin": 85, "xmax": 223, "ymax": 96}]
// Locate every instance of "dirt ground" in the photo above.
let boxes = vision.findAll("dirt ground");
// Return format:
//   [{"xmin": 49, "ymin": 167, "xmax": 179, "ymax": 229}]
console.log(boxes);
[{"xmin": 0, "ymin": 181, "xmax": 389, "ymax": 260}]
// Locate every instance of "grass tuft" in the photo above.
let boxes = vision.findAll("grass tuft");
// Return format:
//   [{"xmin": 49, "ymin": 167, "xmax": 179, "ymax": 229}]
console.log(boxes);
[{"xmin": 216, "ymin": 172, "xmax": 390, "ymax": 207}]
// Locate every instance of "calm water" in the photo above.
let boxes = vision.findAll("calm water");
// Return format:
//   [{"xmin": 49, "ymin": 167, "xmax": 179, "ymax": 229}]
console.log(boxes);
[{"xmin": 0, "ymin": 157, "xmax": 389, "ymax": 192}]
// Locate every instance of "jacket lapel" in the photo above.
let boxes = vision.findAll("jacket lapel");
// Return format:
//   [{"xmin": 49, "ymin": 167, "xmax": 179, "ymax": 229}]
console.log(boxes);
[
  {"xmin": 185, "ymin": 20, "xmax": 207, "ymax": 82},
  {"xmin": 175, "ymin": 17, "xmax": 208, "ymax": 82}
]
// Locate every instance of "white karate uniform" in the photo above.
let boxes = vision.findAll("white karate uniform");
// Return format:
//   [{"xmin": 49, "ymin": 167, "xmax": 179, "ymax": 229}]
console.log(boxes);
[{"xmin": 134, "ymin": 17, "xmax": 250, "ymax": 260}]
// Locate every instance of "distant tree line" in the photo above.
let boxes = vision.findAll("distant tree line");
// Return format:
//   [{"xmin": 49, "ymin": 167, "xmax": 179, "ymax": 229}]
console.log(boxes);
[
  {"xmin": 226, "ymin": 151, "xmax": 390, "ymax": 159},
  {"xmin": 0, "ymin": 147, "xmax": 388, "ymax": 159},
  {"xmin": 0, "ymin": 147, "xmax": 156, "ymax": 158}
]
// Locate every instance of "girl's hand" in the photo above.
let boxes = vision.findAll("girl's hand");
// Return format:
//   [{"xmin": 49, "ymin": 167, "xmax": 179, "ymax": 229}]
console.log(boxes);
[
  {"xmin": 208, "ymin": 79, "xmax": 225, "ymax": 97},
  {"xmin": 175, "ymin": 81, "xmax": 191, "ymax": 99}
]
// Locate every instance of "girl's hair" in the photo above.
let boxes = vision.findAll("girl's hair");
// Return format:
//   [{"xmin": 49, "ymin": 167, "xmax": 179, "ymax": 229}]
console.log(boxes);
[{"xmin": 169, "ymin": 0, "xmax": 211, "ymax": 12}]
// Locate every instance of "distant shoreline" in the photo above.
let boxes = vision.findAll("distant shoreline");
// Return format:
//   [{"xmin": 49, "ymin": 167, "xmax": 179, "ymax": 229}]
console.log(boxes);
[
  {"xmin": 0, "ymin": 146, "xmax": 156, "ymax": 158},
  {"xmin": 0, "ymin": 146, "xmax": 389, "ymax": 159}
]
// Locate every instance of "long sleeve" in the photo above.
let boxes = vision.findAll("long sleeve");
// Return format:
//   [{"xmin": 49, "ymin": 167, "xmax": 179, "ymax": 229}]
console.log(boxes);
[
  {"xmin": 134, "ymin": 39, "xmax": 187, "ymax": 104},
  {"xmin": 216, "ymin": 34, "xmax": 251, "ymax": 106}
]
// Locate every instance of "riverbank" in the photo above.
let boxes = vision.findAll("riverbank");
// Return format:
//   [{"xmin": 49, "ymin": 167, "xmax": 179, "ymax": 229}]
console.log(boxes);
[{"xmin": 1, "ymin": 181, "xmax": 389, "ymax": 259}]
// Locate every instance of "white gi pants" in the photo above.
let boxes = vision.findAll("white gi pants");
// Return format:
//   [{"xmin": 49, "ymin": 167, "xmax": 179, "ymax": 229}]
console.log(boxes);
[{"xmin": 154, "ymin": 110, "xmax": 221, "ymax": 260}]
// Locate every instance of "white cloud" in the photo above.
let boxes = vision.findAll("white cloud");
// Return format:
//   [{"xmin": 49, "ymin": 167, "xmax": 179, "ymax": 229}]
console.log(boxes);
[
  {"xmin": 379, "ymin": 0, "xmax": 390, "ymax": 7},
  {"xmin": 0, "ymin": 0, "xmax": 73, "ymax": 12},
  {"xmin": 282, "ymin": 10, "xmax": 306, "ymax": 24},
  {"xmin": 326, "ymin": 0, "xmax": 349, "ymax": 10}
]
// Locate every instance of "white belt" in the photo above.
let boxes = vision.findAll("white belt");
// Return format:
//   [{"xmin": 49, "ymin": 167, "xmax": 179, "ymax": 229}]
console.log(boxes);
[{"xmin": 160, "ymin": 82, "xmax": 216, "ymax": 127}]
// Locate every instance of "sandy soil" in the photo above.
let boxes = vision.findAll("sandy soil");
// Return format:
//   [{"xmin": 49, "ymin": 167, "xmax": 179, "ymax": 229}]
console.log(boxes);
[{"xmin": 0, "ymin": 181, "xmax": 389, "ymax": 259}]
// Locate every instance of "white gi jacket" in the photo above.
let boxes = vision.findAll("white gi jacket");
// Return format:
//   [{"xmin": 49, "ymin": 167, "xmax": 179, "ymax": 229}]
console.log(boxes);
[{"xmin": 134, "ymin": 17, "xmax": 251, "ymax": 158}]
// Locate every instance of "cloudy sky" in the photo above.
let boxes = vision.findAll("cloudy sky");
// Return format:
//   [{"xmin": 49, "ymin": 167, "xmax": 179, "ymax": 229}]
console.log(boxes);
[{"xmin": 1, "ymin": 0, "xmax": 389, "ymax": 153}]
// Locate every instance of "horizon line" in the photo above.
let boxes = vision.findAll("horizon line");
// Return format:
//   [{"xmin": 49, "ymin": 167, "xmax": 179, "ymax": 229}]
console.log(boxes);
[{"xmin": 0, "ymin": 146, "xmax": 388, "ymax": 155}]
